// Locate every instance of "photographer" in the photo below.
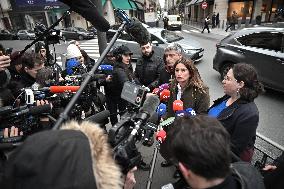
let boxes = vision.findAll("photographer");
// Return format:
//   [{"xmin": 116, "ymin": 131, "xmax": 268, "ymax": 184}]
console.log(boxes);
[
  {"xmin": 1, "ymin": 120, "xmax": 136, "ymax": 189},
  {"xmin": 162, "ymin": 115, "xmax": 265, "ymax": 189}
]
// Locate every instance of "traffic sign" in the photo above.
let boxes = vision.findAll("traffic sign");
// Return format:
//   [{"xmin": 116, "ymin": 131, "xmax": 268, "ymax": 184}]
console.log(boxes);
[{"xmin": 201, "ymin": 2, "xmax": 208, "ymax": 9}]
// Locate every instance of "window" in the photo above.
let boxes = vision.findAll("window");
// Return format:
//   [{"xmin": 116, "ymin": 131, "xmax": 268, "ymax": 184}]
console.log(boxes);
[
  {"xmin": 151, "ymin": 34, "xmax": 164, "ymax": 44},
  {"xmin": 237, "ymin": 32, "xmax": 283, "ymax": 51}
]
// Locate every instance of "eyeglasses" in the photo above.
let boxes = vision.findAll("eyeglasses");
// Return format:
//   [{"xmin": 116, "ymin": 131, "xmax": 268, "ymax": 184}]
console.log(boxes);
[{"xmin": 223, "ymin": 75, "xmax": 237, "ymax": 82}]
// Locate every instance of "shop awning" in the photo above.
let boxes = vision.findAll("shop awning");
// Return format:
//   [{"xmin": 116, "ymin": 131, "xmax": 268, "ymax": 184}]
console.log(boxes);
[
  {"xmin": 187, "ymin": 0, "xmax": 198, "ymax": 5},
  {"xmin": 102, "ymin": 0, "xmax": 137, "ymax": 10},
  {"xmin": 132, "ymin": 1, "xmax": 144, "ymax": 10},
  {"xmin": 195, "ymin": 0, "xmax": 204, "ymax": 4}
]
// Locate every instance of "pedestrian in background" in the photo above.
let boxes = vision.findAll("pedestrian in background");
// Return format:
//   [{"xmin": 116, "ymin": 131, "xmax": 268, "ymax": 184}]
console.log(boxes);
[
  {"xmin": 212, "ymin": 12, "xmax": 216, "ymax": 28},
  {"xmin": 201, "ymin": 15, "xmax": 210, "ymax": 33}
]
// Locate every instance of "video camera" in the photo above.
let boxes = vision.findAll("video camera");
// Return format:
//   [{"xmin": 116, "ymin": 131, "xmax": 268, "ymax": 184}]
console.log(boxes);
[
  {"xmin": 108, "ymin": 81, "xmax": 160, "ymax": 174},
  {"xmin": 34, "ymin": 23, "xmax": 61, "ymax": 45}
]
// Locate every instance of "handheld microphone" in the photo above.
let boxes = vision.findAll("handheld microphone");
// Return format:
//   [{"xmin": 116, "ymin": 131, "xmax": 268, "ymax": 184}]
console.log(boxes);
[
  {"xmin": 152, "ymin": 88, "xmax": 160, "ymax": 95},
  {"xmin": 58, "ymin": 0, "xmax": 110, "ymax": 32},
  {"xmin": 115, "ymin": 9, "xmax": 150, "ymax": 45},
  {"xmin": 185, "ymin": 108, "xmax": 197, "ymax": 116},
  {"xmin": 173, "ymin": 100, "xmax": 183, "ymax": 112},
  {"xmin": 160, "ymin": 89, "xmax": 170, "ymax": 102},
  {"xmin": 98, "ymin": 65, "xmax": 113, "ymax": 71},
  {"xmin": 156, "ymin": 103, "xmax": 167, "ymax": 117},
  {"xmin": 159, "ymin": 83, "xmax": 169, "ymax": 92},
  {"xmin": 156, "ymin": 130, "xmax": 166, "ymax": 143},
  {"xmin": 175, "ymin": 110, "xmax": 187, "ymax": 117}
]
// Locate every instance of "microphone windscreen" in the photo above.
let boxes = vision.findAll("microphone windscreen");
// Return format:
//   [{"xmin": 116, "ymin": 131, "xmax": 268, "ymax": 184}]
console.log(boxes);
[
  {"xmin": 152, "ymin": 88, "xmax": 160, "ymax": 95},
  {"xmin": 141, "ymin": 95, "xmax": 160, "ymax": 118},
  {"xmin": 156, "ymin": 103, "xmax": 167, "ymax": 117},
  {"xmin": 156, "ymin": 130, "xmax": 166, "ymax": 143},
  {"xmin": 85, "ymin": 110, "xmax": 110, "ymax": 124},
  {"xmin": 29, "ymin": 104, "xmax": 52, "ymax": 115},
  {"xmin": 49, "ymin": 86, "xmax": 80, "ymax": 93},
  {"xmin": 98, "ymin": 65, "xmax": 113, "ymax": 71},
  {"xmin": 185, "ymin": 108, "xmax": 197, "ymax": 116},
  {"xmin": 126, "ymin": 17, "xmax": 150, "ymax": 45},
  {"xmin": 160, "ymin": 89, "xmax": 170, "ymax": 102},
  {"xmin": 59, "ymin": 0, "xmax": 110, "ymax": 32},
  {"xmin": 173, "ymin": 100, "xmax": 183, "ymax": 112}
]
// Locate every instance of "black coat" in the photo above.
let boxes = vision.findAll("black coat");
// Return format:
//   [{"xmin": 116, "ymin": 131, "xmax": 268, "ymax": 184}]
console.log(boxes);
[
  {"xmin": 111, "ymin": 62, "xmax": 136, "ymax": 97},
  {"xmin": 208, "ymin": 95, "xmax": 259, "ymax": 158},
  {"xmin": 135, "ymin": 52, "xmax": 164, "ymax": 90}
]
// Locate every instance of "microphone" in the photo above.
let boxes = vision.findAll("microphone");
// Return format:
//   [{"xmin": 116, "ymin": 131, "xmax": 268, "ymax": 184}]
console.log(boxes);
[
  {"xmin": 41, "ymin": 86, "xmax": 80, "ymax": 93},
  {"xmin": 152, "ymin": 88, "xmax": 160, "ymax": 95},
  {"xmin": 116, "ymin": 9, "xmax": 150, "ymax": 45},
  {"xmin": 136, "ymin": 95, "xmax": 160, "ymax": 121},
  {"xmin": 159, "ymin": 83, "xmax": 169, "ymax": 92},
  {"xmin": 175, "ymin": 110, "xmax": 187, "ymax": 117},
  {"xmin": 58, "ymin": 0, "xmax": 110, "ymax": 32},
  {"xmin": 173, "ymin": 100, "xmax": 183, "ymax": 112},
  {"xmin": 156, "ymin": 130, "xmax": 166, "ymax": 143},
  {"xmin": 156, "ymin": 103, "xmax": 167, "ymax": 117},
  {"xmin": 10, "ymin": 104, "xmax": 52, "ymax": 117},
  {"xmin": 185, "ymin": 108, "xmax": 197, "ymax": 116},
  {"xmin": 160, "ymin": 89, "xmax": 170, "ymax": 102},
  {"xmin": 142, "ymin": 112, "xmax": 159, "ymax": 146},
  {"xmin": 85, "ymin": 110, "xmax": 110, "ymax": 124},
  {"xmin": 98, "ymin": 65, "xmax": 113, "ymax": 71}
]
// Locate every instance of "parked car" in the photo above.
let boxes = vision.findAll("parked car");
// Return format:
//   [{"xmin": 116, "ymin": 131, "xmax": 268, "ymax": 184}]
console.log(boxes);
[
  {"xmin": 17, "ymin": 30, "xmax": 36, "ymax": 40},
  {"xmin": 213, "ymin": 27, "xmax": 284, "ymax": 92},
  {"xmin": 106, "ymin": 27, "xmax": 204, "ymax": 62},
  {"xmin": 61, "ymin": 27, "xmax": 94, "ymax": 40},
  {"xmin": 0, "ymin": 30, "xmax": 18, "ymax": 40}
]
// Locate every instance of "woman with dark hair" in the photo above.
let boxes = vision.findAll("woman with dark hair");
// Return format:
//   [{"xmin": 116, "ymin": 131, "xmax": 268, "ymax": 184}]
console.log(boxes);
[
  {"xmin": 160, "ymin": 58, "xmax": 210, "ymax": 177},
  {"xmin": 165, "ymin": 58, "xmax": 210, "ymax": 117},
  {"xmin": 208, "ymin": 63, "xmax": 264, "ymax": 162}
]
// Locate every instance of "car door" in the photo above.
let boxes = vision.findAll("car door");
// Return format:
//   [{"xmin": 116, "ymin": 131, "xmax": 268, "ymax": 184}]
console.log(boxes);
[
  {"xmin": 18, "ymin": 30, "xmax": 24, "ymax": 39},
  {"xmin": 236, "ymin": 31, "xmax": 284, "ymax": 91}
]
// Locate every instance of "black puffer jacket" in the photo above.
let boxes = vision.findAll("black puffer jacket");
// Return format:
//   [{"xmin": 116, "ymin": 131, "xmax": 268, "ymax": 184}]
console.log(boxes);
[{"xmin": 135, "ymin": 52, "xmax": 164, "ymax": 90}]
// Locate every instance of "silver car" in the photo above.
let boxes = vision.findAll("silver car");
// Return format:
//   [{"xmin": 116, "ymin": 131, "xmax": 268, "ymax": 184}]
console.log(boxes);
[
  {"xmin": 17, "ymin": 30, "xmax": 36, "ymax": 40},
  {"xmin": 106, "ymin": 27, "xmax": 204, "ymax": 62}
]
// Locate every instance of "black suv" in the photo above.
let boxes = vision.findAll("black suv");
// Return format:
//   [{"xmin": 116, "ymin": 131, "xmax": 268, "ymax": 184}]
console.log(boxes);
[
  {"xmin": 213, "ymin": 27, "xmax": 284, "ymax": 93},
  {"xmin": 61, "ymin": 27, "xmax": 94, "ymax": 40}
]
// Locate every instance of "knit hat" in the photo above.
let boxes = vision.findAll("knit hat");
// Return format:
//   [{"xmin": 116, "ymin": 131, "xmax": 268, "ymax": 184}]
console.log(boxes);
[
  {"xmin": 66, "ymin": 44, "xmax": 82, "ymax": 59},
  {"xmin": 34, "ymin": 42, "xmax": 45, "ymax": 53}
]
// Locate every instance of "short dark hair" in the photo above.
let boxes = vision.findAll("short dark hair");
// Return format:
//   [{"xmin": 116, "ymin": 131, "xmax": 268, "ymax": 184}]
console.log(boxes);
[
  {"xmin": 168, "ymin": 115, "xmax": 231, "ymax": 179},
  {"xmin": 232, "ymin": 63, "xmax": 264, "ymax": 102},
  {"xmin": 22, "ymin": 52, "xmax": 43, "ymax": 69}
]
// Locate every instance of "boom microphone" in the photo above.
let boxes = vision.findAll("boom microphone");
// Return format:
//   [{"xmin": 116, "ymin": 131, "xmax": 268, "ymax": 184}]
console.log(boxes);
[
  {"xmin": 137, "ymin": 95, "xmax": 160, "ymax": 121},
  {"xmin": 116, "ymin": 9, "xmax": 150, "ymax": 45},
  {"xmin": 98, "ymin": 65, "xmax": 113, "ymax": 71},
  {"xmin": 9, "ymin": 104, "xmax": 52, "ymax": 117},
  {"xmin": 58, "ymin": 0, "xmax": 110, "ymax": 32},
  {"xmin": 41, "ymin": 86, "xmax": 80, "ymax": 93}
]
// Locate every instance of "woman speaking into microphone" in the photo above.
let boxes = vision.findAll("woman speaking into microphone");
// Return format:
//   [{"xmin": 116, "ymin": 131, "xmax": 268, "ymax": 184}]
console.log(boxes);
[{"xmin": 160, "ymin": 58, "xmax": 210, "ymax": 178}]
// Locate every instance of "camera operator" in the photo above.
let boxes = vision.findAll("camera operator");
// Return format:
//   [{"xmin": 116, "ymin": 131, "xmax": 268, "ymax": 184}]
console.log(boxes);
[
  {"xmin": 8, "ymin": 52, "xmax": 44, "ymax": 97},
  {"xmin": 162, "ymin": 115, "xmax": 265, "ymax": 189},
  {"xmin": 34, "ymin": 41, "xmax": 54, "ymax": 66},
  {"xmin": 64, "ymin": 44, "xmax": 87, "ymax": 75},
  {"xmin": 1, "ymin": 120, "xmax": 136, "ymax": 189}
]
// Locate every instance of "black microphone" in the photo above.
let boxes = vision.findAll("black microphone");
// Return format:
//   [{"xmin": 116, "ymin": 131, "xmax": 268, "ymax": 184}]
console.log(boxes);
[
  {"xmin": 59, "ymin": 0, "xmax": 110, "ymax": 32},
  {"xmin": 85, "ymin": 110, "xmax": 110, "ymax": 124},
  {"xmin": 116, "ymin": 10, "xmax": 151, "ymax": 45},
  {"xmin": 9, "ymin": 104, "xmax": 52, "ymax": 117}
]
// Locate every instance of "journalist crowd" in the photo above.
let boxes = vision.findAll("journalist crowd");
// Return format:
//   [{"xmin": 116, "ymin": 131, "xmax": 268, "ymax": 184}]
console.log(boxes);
[{"xmin": 0, "ymin": 34, "xmax": 283, "ymax": 189}]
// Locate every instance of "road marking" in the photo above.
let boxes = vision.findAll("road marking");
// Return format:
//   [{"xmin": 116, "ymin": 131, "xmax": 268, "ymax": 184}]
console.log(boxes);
[
  {"xmin": 190, "ymin": 29, "xmax": 200, "ymax": 33},
  {"xmin": 183, "ymin": 30, "xmax": 190, "ymax": 33}
]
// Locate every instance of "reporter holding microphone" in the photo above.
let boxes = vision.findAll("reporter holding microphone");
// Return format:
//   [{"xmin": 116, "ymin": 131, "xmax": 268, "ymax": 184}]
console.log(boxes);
[{"xmin": 160, "ymin": 58, "xmax": 210, "ymax": 179}]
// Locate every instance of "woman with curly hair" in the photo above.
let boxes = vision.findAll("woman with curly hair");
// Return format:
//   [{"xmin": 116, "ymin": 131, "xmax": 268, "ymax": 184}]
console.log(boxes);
[
  {"xmin": 165, "ymin": 58, "xmax": 210, "ymax": 118},
  {"xmin": 160, "ymin": 58, "xmax": 210, "ymax": 178},
  {"xmin": 208, "ymin": 63, "xmax": 264, "ymax": 162}
]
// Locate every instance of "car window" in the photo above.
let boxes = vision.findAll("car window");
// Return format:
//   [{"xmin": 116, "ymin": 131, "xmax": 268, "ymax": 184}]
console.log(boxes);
[
  {"xmin": 151, "ymin": 34, "xmax": 164, "ymax": 44},
  {"xmin": 160, "ymin": 30, "xmax": 183, "ymax": 43},
  {"xmin": 75, "ymin": 27, "xmax": 87, "ymax": 32},
  {"xmin": 237, "ymin": 32, "xmax": 283, "ymax": 52}
]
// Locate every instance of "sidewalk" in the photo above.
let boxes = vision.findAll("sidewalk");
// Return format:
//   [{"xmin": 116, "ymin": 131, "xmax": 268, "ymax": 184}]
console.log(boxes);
[{"xmin": 182, "ymin": 23, "xmax": 230, "ymax": 37}]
